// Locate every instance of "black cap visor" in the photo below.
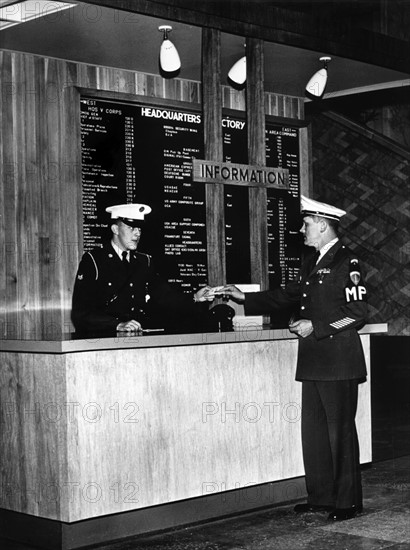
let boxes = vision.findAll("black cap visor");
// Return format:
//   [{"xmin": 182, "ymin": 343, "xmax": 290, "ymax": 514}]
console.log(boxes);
[{"xmin": 117, "ymin": 217, "xmax": 144, "ymax": 228}]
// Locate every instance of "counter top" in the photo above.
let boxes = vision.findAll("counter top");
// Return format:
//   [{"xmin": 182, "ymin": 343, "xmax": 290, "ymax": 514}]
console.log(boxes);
[{"xmin": 0, "ymin": 323, "xmax": 388, "ymax": 354}]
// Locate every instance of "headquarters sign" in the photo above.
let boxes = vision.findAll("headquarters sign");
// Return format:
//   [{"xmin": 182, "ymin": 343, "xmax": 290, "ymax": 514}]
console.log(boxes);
[{"xmin": 192, "ymin": 159, "xmax": 289, "ymax": 189}]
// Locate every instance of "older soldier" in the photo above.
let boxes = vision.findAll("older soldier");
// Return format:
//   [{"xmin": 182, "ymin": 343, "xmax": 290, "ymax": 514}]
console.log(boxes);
[
  {"xmin": 72, "ymin": 203, "xmax": 212, "ymax": 334},
  {"xmin": 220, "ymin": 195, "xmax": 368, "ymax": 522}
]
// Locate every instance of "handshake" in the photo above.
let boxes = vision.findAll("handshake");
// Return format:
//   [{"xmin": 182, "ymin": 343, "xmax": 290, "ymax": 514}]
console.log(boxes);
[{"xmin": 194, "ymin": 284, "xmax": 245, "ymax": 303}]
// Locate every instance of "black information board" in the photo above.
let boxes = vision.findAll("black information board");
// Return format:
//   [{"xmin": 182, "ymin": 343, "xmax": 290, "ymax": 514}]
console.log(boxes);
[
  {"xmin": 220, "ymin": 115, "xmax": 301, "ymax": 288},
  {"xmin": 81, "ymin": 98, "xmax": 206, "ymax": 294},
  {"xmin": 222, "ymin": 116, "xmax": 251, "ymax": 283},
  {"xmin": 266, "ymin": 124, "xmax": 301, "ymax": 289},
  {"xmin": 80, "ymin": 98, "xmax": 301, "ymax": 297}
]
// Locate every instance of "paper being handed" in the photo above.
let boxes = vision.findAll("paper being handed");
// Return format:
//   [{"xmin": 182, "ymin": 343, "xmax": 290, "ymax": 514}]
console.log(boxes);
[{"xmin": 203, "ymin": 286, "xmax": 226, "ymax": 297}]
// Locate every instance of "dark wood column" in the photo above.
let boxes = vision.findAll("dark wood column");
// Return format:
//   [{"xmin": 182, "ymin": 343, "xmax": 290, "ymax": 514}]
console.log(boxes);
[
  {"xmin": 202, "ymin": 27, "xmax": 225, "ymax": 285},
  {"xmin": 246, "ymin": 37, "xmax": 268, "ymax": 290}
]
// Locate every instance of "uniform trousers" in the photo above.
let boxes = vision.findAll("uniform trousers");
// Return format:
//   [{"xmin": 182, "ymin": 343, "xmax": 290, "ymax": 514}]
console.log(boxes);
[{"xmin": 301, "ymin": 379, "xmax": 362, "ymax": 509}]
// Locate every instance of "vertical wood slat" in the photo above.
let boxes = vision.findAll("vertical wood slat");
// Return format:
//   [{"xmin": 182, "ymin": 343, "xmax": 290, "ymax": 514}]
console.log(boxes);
[
  {"xmin": 246, "ymin": 38, "xmax": 268, "ymax": 290},
  {"xmin": 299, "ymin": 125, "xmax": 312, "ymax": 197},
  {"xmin": 202, "ymin": 28, "xmax": 225, "ymax": 286},
  {"xmin": 19, "ymin": 54, "xmax": 39, "ymax": 337},
  {"xmin": 1, "ymin": 51, "xmax": 18, "ymax": 338},
  {"xmin": 61, "ymin": 76, "xmax": 83, "ymax": 328},
  {"xmin": 37, "ymin": 56, "xmax": 51, "ymax": 335}
]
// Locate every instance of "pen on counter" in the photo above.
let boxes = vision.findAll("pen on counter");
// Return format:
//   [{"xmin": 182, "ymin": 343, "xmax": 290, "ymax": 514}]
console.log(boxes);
[{"xmin": 141, "ymin": 328, "xmax": 165, "ymax": 333}]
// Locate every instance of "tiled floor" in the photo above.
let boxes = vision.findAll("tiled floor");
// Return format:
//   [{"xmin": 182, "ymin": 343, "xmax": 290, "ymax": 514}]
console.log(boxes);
[
  {"xmin": 3, "ymin": 456, "xmax": 409, "ymax": 550},
  {"xmin": 2, "ymin": 336, "xmax": 409, "ymax": 550}
]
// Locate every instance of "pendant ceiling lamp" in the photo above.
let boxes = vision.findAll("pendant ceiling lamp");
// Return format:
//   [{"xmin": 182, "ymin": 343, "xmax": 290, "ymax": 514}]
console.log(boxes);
[
  {"xmin": 158, "ymin": 25, "xmax": 181, "ymax": 74},
  {"xmin": 305, "ymin": 56, "xmax": 331, "ymax": 99},
  {"xmin": 228, "ymin": 54, "xmax": 247, "ymax": 86}
]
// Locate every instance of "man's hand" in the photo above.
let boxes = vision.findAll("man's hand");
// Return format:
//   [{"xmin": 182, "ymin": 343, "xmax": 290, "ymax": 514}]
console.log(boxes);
[
  {"xmin": 116, "ymin": 320, "xmax": 142, "ymax": 332},
  {"xmin": 194, "ymin": 286, "xmax": 217, "ymax": 302},
  {"xmin": 217, "ymin": 285, "xmax": 245, "ymax": 303},
  {"xmin": 288, "ymin": 319, "xmax": 313, "ymax": 338}
]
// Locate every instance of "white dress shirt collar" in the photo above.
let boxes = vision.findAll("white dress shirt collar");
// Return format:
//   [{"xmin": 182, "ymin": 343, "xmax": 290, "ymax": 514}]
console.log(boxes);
[
  {"xmin": 317, "ymin": 237, "xmax": 339, "ymax": 263},
  {"xmin": 111, "ymin": 240, "xmax": 128, "ymax": 261}
]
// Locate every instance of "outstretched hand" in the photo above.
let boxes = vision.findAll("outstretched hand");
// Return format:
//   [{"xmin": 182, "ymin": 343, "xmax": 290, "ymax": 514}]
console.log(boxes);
[
  {"xmin": 216, "ymin": 285, "xmax": 245, "ymax": 303},
  {"xmin": 194, "ymin": 286, "xmax": 217, "ymax": 302}
]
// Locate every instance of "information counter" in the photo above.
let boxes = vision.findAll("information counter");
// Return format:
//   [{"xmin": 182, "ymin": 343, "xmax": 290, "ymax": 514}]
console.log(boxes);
[{"xmin": 0, "ymin": 324, "xmax": 386, "ymax": 549}]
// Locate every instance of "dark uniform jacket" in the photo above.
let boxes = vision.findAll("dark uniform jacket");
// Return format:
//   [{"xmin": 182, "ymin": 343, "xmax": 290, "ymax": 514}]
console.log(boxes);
[
  {"xmin": 72, "ymin": 242, "xmax": 197, "ymax": 334},
  {"xmin": 244, "ymin": 241, "xmax": 368, "ymax": 381}
]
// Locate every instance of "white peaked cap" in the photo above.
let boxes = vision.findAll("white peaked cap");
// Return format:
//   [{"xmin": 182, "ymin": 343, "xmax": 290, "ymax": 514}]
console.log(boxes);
[
  {"xmin": 106, "ymin": 203, "xmax": 152, "ymax": 221},
  {"xmin": 300, "ymin": 195, "xmax": 346, "ymax": 221}
]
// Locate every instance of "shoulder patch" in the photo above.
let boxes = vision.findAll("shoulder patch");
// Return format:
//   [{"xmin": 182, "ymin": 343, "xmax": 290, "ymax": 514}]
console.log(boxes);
[
  {"xmin": 349, "ymin": 258, "xmax": 361, "ymax": 285},
  {"xmin": 345, "ymin": 258, "xmax": 366, "ymax": 302}
]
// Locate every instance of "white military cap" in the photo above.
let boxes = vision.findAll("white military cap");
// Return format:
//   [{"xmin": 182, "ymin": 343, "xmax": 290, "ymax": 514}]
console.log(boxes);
[
  {"xmin": 106, "ymin": 203, "xmax": 152, "ymax": 227},
  {"xmin": 301, "ymin": 195, "xmax": 346, "ymax": 221}
]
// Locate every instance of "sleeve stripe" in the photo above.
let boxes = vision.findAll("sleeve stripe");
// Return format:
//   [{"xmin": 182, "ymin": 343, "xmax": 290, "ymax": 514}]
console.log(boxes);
[{"xmin": 330, "ymin": 317, "xmax": 355, "ymax": 329}]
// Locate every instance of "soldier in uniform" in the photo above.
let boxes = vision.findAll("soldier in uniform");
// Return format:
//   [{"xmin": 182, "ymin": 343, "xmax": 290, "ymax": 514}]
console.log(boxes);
[
  {"xmin": 220, "ymin": 195, "xmax": 368, "ymax": 522},
  {"xmin": 72, "ymin": 203, "xmax": 213, "ymax": 334}
]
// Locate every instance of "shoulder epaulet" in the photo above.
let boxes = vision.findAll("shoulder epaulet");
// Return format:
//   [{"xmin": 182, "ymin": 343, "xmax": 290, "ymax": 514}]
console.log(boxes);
[{"xmin": 134, "ymin": 251, "xmax": 152, "ymax": 267}]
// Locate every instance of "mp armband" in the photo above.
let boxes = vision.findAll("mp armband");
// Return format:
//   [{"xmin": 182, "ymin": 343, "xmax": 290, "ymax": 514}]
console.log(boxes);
[{"xmin": 345, "ymin": 258, "xmax": 367, "ymax": 303}]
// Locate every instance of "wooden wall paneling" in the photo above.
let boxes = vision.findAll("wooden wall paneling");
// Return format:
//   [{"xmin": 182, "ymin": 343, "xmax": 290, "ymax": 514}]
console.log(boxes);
[
  {"xmin": 189, "ymin": 80, "xmax": 201, "ymax": 104},
  {"xmin": 0, "ymin": 52, "xmax": 4, "ymax": 336},
  {"xmin": 246, "ymin": 38, "xmax": 268, "ymax": 290},
  {"xmin": 299, "ymin": 125, "xmax": 311, "ymax": 198},
  {"xmin": 163, "ymin": 77, "xmax": 178, "ymax": 101},
  {"xmin": 61, "ymin": 84, "xmax": 83, "ymax": 332},
  {"xmin": 37, "ymin": 56, "xmax": 53, "ymax": 336},
  {"xmin": 202, "ymin": 28, "xmax": 225, "ymax": 286},
  {"xmin": 222, "ymin": 86, "xmax": 246, "ymax": 112},
  {"xmin": 135, "ymin": 71, "xmax": 148, "ymax": 96},
  {"xmin": 265, "ymin": 92, "xmax": 304, "ymax": 120},
  {"xmin": 18, "ymin": 54, "xmax": 41, "ymax": 338},
  {"xmin": 77, "ymin": 63, "xmax": 98, "ymax": 90},
  {"xmin": 0, "ymin": 51, "xmax": 17, "ymax": 338},
  {"xmin": 176, "ymin": 78, "xmax": 186, "ymax": 102}
]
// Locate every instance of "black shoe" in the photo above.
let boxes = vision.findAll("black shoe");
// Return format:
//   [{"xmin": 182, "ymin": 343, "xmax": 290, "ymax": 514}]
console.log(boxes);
[
  {"xmin": 328, "ymin": 505, "xmax": 363, "ymax": 521},
  {"xmin": 294, "ymin": 503, "xmax": 333, "ymax": 514}
]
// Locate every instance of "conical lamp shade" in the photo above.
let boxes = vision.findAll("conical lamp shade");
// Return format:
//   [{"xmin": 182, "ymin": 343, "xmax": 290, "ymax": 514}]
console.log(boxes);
[
  {"xmin": 160, "ymin": 38, "xmax": 181, "ymax": 72},
  {"xmin": 305, "ymin": 67, "xmax": 328, "ymax": 98},
  {"xmin": 228, "ymin": 56, "xmax": 247, "ymax": 85}
]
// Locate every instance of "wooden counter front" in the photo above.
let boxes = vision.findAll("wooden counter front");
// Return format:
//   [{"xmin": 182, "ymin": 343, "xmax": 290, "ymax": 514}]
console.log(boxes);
[{"xmin": 0, "ymin": 325, "xmax": 384, "ymax": 527}]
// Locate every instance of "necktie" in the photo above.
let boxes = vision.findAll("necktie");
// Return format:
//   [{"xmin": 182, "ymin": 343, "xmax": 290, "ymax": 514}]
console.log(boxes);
[
  {"xmin": 308, "ymin": 251, "xmax": 320, "ymax": 272},
  {"xmin": 122, "ymin": 251, "xmax": 129, "ymax": 269}
]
